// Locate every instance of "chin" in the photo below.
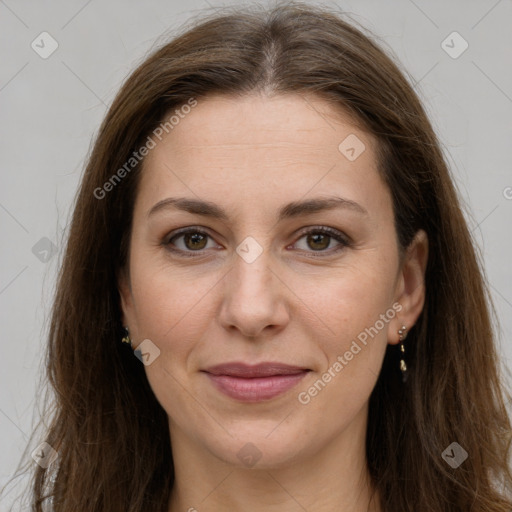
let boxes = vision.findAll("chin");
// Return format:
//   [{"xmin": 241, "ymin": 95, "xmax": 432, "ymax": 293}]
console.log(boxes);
[{"xmin": 201, "ymin": 420, "xmax": 311, "ymax": 470}]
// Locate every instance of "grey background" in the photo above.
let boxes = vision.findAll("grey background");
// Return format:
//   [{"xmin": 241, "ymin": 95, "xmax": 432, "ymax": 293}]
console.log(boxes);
[{"xmin": 1, "ymin": 0, "xmax": 511, "ymax": 507}]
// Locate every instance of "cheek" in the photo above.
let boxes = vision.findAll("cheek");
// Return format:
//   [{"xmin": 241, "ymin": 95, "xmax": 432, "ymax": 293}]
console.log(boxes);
[
  {"xmin": 128, "ymin": 264, "xmax": 216, "ymax": 424},
  {"xmin": 293, "ymin": 259, "xmax": 396, "ymax": 406},
  {"xmin": 129, "ymin": 245, "xmax": 210, "ymax": 325},
  {"xmin": 296, "ymin": 260, "xmax": 396, "ymax": 348}
]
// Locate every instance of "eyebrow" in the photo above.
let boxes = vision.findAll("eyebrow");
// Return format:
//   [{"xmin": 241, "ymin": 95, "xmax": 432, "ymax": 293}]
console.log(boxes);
[{"xmin": 147, "ymin": 195, "xmax": 368, "ymax": 221}]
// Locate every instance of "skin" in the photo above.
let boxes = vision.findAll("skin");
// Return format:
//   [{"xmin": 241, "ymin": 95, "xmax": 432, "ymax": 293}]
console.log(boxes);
[{"xmin": 119, "ymin": 92, "xmax": 428, "ymax": 512}]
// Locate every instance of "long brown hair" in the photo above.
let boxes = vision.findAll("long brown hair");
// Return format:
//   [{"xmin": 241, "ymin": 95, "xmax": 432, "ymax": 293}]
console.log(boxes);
[{"xmin": 5, "ymin": 2, "xmax": 511, "ymax": 510}]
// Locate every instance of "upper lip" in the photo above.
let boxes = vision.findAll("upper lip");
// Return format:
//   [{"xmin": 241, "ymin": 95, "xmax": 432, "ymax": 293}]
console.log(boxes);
[{"xmin": 203, "ymin": 362, "xmax": 310, "ymax": 378}]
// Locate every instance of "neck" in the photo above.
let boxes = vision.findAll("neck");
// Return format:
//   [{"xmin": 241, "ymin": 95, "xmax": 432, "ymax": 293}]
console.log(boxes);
[{"xmin": 167, "ymin": 405, "xmax": 381, "ymax": 512}]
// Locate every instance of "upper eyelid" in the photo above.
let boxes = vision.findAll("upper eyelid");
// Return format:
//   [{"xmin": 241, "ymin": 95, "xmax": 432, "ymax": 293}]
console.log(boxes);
[{"xmin": 166, "ymin": 226, "xmax": 218, "ymax": 243}]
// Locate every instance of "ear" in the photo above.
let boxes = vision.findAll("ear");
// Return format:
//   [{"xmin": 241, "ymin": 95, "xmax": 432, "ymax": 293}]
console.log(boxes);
[
  {"xmin": 388, "ymin": 229, "xmax": 429, "ymax": 345},
  {"xmin": 118, "ymin": 267, "xmax": 135, "ymax": 330}
]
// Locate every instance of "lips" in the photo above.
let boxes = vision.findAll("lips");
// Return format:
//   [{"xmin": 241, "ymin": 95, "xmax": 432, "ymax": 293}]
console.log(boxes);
[
  {"xmin": 202, "ymin": 362, "xmax": 310, "ymax": 402},
  {"xmin": 204, "ymin": 362, "xmax": 309, "ymax": 378}
]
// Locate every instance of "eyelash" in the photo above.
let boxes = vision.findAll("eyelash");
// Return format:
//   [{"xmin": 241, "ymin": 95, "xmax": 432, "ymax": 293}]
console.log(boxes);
[{"xmin": 163, "ymin": 226, "xmax": 351, "ymax": 258}]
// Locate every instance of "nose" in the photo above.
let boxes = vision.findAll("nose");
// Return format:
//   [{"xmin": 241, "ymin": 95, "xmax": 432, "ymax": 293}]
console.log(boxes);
[{"xmin": 218, "ymin": 247, "xmax": 290, "ymax": 340}]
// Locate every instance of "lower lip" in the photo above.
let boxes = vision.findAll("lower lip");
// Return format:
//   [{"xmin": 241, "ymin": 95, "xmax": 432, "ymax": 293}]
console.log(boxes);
[{"xmin": 205, "ymin": 372, "xmax": 308, "ymax": 402}]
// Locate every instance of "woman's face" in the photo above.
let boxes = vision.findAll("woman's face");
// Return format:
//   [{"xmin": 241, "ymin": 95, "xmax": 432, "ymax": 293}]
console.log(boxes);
[{"xmin": 119, "ymin": 93, "xmax": 427, "ymax": 469}]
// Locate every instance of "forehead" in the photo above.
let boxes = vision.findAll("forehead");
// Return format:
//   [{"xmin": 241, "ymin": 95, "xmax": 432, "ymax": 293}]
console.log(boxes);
[
  {"xmin": 154, "ymin": 93, "xmax": 368, "ymax": 157},
  {"xmin": 137, "ymin": 93, "xmax": 391, "ymax": 221}
]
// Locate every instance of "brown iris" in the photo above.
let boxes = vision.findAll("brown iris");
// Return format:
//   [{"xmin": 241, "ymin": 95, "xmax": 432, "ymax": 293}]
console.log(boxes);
[
  {"xmin": 307, "ymin": 233, "xmax": 330, "ymax": 251},
  {"xmin": 184, "ymin": 232, "xmax": 208, "ymax": 250}
]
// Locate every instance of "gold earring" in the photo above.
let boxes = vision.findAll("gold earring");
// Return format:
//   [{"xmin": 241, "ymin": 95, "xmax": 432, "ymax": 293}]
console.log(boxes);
[
  {"xmin": 121, "ymin": 326, "xmax": 132, "ymax": 347},
  {"xmin": 398, "ymin": 325, "xmax": 408, "ymax": 383}
]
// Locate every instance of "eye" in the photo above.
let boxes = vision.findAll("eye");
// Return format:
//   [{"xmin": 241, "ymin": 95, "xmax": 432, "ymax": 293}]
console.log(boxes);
[
  {"xmin": 163, "ymin": 226, "xmax": 350, "ymax": 258},
  {"xmin": 165, "ymin": 228, "xmax": 219, "ymax": 255},
  {"xmin": 291, "ymin": 226, "xmax": 350, "ymax": 255}
]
